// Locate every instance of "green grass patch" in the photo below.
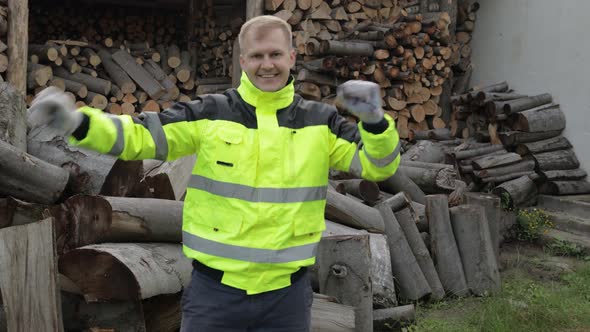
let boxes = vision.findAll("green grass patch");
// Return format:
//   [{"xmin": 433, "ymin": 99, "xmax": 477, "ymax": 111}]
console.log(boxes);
[{"xmin": 405, "ymin": 262, "xmax": 590, "ymax": 332}]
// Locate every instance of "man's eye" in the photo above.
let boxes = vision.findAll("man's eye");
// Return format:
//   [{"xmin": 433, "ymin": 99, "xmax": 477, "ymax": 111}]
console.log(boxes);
[
  {"xmin": 252, "ymin": 54, "xmax": 262, "ymax": 59},
  {"xmin": 272, "ymin": 53, "xmax": 281, "ymax": 57}
]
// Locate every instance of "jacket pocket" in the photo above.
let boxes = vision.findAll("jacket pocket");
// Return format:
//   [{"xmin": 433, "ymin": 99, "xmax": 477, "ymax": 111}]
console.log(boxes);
[
  {"xmin": 293, "ymin": 212, "xmax": 326, "ymax": 237},
  {"xmin": 194, "ymin": 207, "xmax": 244, "ymax": 236},
  {"xmin": 211, "ymin": 126, "xmax": 245, "ymax": 171}
]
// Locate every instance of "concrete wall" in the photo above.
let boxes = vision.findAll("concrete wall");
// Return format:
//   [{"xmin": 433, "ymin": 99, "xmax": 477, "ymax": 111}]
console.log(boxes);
[{"xmin": 470, "ymin": 0, "xmax": 590, "ymax": 173}]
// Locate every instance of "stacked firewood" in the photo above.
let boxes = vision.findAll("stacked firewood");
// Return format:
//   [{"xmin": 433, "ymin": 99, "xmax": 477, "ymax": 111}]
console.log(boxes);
[
  {"xmin": 0, "ymin": 2, "xmax": 7, "ymax": 82},
  {"xmin": 451, "ymin": 0, "xmax": 479, "ymax": 94},
  {"xmin": 25, "ymin": 3, "xmax": 239, "ymax": 115},
  {"xmin": 265, "ymin": 0, "xmax": 458, "ymax": 138}
]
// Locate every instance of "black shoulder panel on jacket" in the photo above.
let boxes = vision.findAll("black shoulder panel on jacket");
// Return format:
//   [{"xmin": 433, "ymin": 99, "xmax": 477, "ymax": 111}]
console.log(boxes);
[
  {"xmin": 135, "ymin": 89, "xmax": 258, "ymax": 129},
  {"xmin": 277, "ymin": 97, "xmax": 360, "ymax": 143}
]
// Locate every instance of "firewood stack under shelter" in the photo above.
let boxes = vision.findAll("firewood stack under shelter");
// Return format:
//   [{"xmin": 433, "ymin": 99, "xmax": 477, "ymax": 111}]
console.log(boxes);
[{"xmin": 25, "ymin": 0, "xmax": 244, "ymax": 116}]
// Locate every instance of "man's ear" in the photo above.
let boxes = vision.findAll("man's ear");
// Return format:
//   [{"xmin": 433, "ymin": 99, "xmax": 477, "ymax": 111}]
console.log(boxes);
[{"xmin": 289, "ymin": 48, "xmax": 296, "ymax": 68}]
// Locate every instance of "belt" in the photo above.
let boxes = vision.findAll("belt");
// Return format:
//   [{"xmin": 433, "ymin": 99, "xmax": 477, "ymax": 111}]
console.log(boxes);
[{"xmin": 192, "ymin": 260, "xmax": 308, "ymax": 285}]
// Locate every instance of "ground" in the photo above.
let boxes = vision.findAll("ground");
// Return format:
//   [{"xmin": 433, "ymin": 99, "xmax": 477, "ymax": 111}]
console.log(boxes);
[{"xmin": 382, "ymin": 240, "xmax": 590, "ymax": 332}]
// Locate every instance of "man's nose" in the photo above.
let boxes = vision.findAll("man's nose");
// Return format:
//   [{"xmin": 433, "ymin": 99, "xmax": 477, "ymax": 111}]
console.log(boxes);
[{"xmin": 261, "ymin": 56, "xmax": 274, "ymax": 69}]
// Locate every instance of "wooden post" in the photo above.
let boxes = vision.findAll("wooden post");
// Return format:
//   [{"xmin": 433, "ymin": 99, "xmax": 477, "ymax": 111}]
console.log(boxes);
[
  {"xmin": 7, "ymin": 0, "xmax": 28, "ymax": 95},
  {"xmin": 0, "ymin": 218, "xmax": 64, "ymax": 332},
  {"xmin": 232, "ymin": 39, "xmax": 241, "ymax": 88},
  {"xmin": 318, "ymin": 235, "xmax": 373, "ymax": 332}
]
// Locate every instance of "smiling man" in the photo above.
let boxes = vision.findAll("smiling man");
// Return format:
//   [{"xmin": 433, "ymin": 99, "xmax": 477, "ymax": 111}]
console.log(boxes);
[{"xmin": 27, "ymin": 15, "xmax": 401, "ymax": 332}]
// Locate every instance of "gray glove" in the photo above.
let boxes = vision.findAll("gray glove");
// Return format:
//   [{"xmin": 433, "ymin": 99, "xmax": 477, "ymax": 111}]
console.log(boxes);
[
  {"xmin": 28, "ymin": 86, "xmax": 83, "ymax": 137},
  {"xmin": 336, "ymin": 80, "xmax": 384, "ymax": 124}
]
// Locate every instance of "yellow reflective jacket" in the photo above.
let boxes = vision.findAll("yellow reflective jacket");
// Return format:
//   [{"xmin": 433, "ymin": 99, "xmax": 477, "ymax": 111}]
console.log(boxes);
[{"xmin": 70, "ymin": 72, "xmax": 401, "ymax": 294}]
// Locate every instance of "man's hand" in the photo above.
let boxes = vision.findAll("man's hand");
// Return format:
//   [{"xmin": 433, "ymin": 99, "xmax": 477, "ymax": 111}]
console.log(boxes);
[
  {"xmin": 336, "ymin": 80, "xmax": 384, "ymax": 124},
  {"xmin": 28, "ymin": 86, "xmax": 83, "ymax": 137}
]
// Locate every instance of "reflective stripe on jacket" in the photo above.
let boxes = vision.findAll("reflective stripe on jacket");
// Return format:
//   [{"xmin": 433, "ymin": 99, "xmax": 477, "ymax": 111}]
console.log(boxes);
[{"xmin": 70, "ymin": 72, "xmax": 401, "ymax": 294}]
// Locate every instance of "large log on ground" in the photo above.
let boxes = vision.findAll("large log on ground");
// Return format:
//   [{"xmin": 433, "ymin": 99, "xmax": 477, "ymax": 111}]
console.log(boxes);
[
  {"xmin": 45, "ymin": 195, "xmax": 183, "ymax": 253},
  {"xmin": 513, "ymin": 104, "xmax": 566, "ymax": 132},
  {"xmin": 326, "ymin": 189, "xmax": 385, "ymax": 232},
  {"xmin": 400, "ymin": 165, "xmax": 458, "ymax": 194},
  {"xmin": 503, "ymin": 93, "xmax": 553, "ymax": 114},
  {"xmin": 462, "ymin": 192, "xmax": 503, "ymax": 262},
  {"xmin": 59, "ymin": 243, "xmax": 192, "ymax": 301},
  {"xmin": 395, "ymin": 207, "xmax": 445, "ymax": 300},
  {"xmin": 311, "ymin": 294, "xmax": 355, "ymax": 332},
  {"xmin": 426, "ymin": 195, "xmax": 468, "ymax": 296},
  {"xmin": 373, "ymin": 305, "xmax": 415, "ymax": 330},
  {"xmin": 27, "ymin": 132, "xmax": 143, "ymax": 196},
  {"xmin": 0, "ymin": 218, "xmax": 64, "ymax": 332},
  {"xmin": 538, "ymin": 169, "xmax": 588, "ymax": 181},
  {"xmin": 532, "ymin": 149, "xmax": 580, "ymax": 171},
  {"xmin": 374, "ymin": 198, "xmax": 431, "ymax": 301},
  {"xmin": 140, "ymin": 155, "xmax": 196, "ymax": 200},
  {"xmin": 322, "ymin": 221, "xmax": 397, "ymax": 308},
  {"xmin": 473, "ymin": 158, "xmax": 535, "ymax": 179},
  {"xmin": 0, "ymin": 138, "xmax": 69, "ymax": 204},
  {"xmin": 379, "ymin": 170, "xmax": 427, "ymax": 204},
  {"xmin": 515, "ymin": 136, "xmax": 572, "ymax": 155},
  {"xmin": 471, "ymin": 152, "xmax": 522, "ymax": 170},
  {"xmin": 492, "ymin": 175, "xmax": 538, "ymax": 208},
  {"xmin": 0, "ymin": 83, "xmax": 26, "ymax": 151},
  {"xmin": 401, "ymin": 140, "xmax": 446, "ymax": 163},
  {"xmin": 539, "ymin": 181, "xmax": 590, "ymax": 195},
  {"xmin": 498, "ymin": 130, "xmax": 562, "ymax": 146},
  {"xmin": 452, "ymin": 144, "xmax": 505, "ymax": 160},
  {"xmin": 330, "ymin": 179, "xmax": 380, "ymax": 204},
  {"xmin": 450, "ymin": 205, "xmax": 501, "ymax": 296},
  {"xmin": 112, "ymin": 50, "xmax": 166, "ymax": 100},
  {"xmin": 317, "ymin": 235, "xmax": 372, "ymax": 332}
]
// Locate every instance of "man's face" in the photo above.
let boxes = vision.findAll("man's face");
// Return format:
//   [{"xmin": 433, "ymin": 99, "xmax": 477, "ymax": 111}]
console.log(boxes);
[{"xmin": 239, "ymin": 26, "xmax": 296, "ymax": 92}]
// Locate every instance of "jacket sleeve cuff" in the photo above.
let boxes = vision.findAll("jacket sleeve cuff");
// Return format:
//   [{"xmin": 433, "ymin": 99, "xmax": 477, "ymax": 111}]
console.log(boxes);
[
  {"xmin": 71, "ymin": 113, "xmax": 90, "ymax": 140},
  {"xmin": 361, "ymin": 118, "xmax": 388, "ymax": 134}
]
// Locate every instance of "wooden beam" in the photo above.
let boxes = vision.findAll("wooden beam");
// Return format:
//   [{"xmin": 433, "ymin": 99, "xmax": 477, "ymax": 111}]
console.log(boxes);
[{"xmin": 7, "ymin": 0, "xmax": 28, "ymax": 95}]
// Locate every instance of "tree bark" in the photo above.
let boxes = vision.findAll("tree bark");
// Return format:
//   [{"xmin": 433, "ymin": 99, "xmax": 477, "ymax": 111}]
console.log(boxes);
[
  {"xmin": 140, "ymin": 155, "xmax": 196, "ymax": 200},
  {"xmin": 499, "ymin": 130, "xmax": 562, "ymax": 146},
  {"xmin": 374, "ymin": 198, "xmax": 431, "ymax": 301},
  {"xmin": 472, "ymin": 152, "xmax": 522, "ymax": 170},
  {"xmin": 492, "ymin": 175, "xmax": 538, "ymax": 208},
  {"xmin": 513, "ymin": 104, "xmax": 566, "ymax": 133},
  {"xmin": 112, "ymin": 50, "xmax": 165, "ymax": 100},
  {"xmin": 317, "ymin": 235, "xmax": 373, "ymax": 332},
  {"xmin": 0, "ymin": 197, "xmax": 46, "ymax": 229},
  {"xmin": 379, "ymin": 170, "xmax": 427, "ymax": 204},
  {"xmin": 320, "ymin": 40, "xmax": 374, "ymax": 56},
  {"xmin": 401, "ymin": 140, "xmax": 446, "ymax": 163},
  {"xmin": 0, "ymin": 218, "xmax": 64, "ymax": 332},
  {"xmin": 538, "ymin": 169, "xmax": 587, "ymax": 181},
  {"xmin": 330, "ymin": 179, "xmax": 380, "ymax": 204},
  {"xmin": 7, "ymin": 0, "xmax": 28, "ymax": 95},
  {"xmin": 326, "ymin": 189, "xmax": 385, "ymax": 232},
  {"xmin": 322, "ymin": 221, "xmax": 397, "ymax": 308},
  {"xmin": 474, "ymin": 158, "xmax": 535, "ymax": 179},
  {"xmin": 59, "ymin": 243, "xmax": 192, "ymax": 301},
  {"xmin": 426, "ymin": 195, "xmax": 468, "ymax": 296},
  {"xmin": 98, "ymin": 49, "xmax": 137, "ymax": 94},
  {"xmin": 515, "ymin": 136, "xmax": 572, "ymax": 155},
  {"xmin": 502, "ymin": 93, "xmax": 553, "ymax": 114},
  {"xmin": 539, "ymin": 181, "xmax": 590, "ymax": 195},
  {"xmin": 373, "ymin": 305, "xmax": 415, "ymax": 329},
  {"xmin": 452, "ymin": 144, "xmax": 505, "ymax": 160},
  {"xmin": 533, "ymin": 149, "xmax": 580, "ymax": 171},
  {"xmin": 400, "ymin": 165, "xmax": 458, "ymax": 194},
  {"xmin": 45, "ymin": 195, "xmax": 183, "ymax": 253},
  {"xmin": 450, "ymin": 205, "xmax": 501, "ymax": 296},
  {"xmin": 395, "ymin": 207, "xmax": 445, "ymax": 300},
  {"xmin": 0, "ymin": 138, "xmax": 68, "ymax": 204},
  {"xmin": 0, "ymin": 82, "xmax": 26, "ymax": 151},
  {"xmin": 53, "ymin": 67, "xmax": 112, "ymax": 95}
]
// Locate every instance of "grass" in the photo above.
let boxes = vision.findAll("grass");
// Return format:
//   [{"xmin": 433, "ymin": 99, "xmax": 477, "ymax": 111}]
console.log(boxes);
[{"xmin": 401, "ymin": 251, "xmax": 590, "ymax": 332}]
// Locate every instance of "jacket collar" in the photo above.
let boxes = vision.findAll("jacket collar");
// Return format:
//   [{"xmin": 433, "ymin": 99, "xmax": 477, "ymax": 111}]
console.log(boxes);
[{"xmin": 237, "ymin": 71, "xmax": 294, "ymax": 111}]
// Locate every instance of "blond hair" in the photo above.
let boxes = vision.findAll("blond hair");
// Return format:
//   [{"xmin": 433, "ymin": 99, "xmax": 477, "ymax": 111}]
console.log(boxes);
[{"xmin": 238, "ymin": 15, "xmax": 293, "ymax": 52}]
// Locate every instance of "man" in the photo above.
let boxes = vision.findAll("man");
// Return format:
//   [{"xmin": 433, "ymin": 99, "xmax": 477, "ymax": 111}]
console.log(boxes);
[{"xmin": 28, "ymin": 15, "xmax": 400, "ymax": 332}]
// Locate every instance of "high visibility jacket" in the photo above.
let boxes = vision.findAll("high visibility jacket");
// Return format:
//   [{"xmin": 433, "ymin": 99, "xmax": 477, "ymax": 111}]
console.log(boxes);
[{"xmin": 71, "ymin": 72, "xmax": 401, "ymax": 294}]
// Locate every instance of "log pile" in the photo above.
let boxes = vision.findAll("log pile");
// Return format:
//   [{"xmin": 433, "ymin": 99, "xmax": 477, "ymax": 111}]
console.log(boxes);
[
  {"xmin": 449, "ymin": 81, "xmax": 590, "ymax": 208},
  {"xmin": 263, "ymin": 0, "xmax": 481, "ymax": 140},
  {"xmin": 451, "ymin": 0, "xmax": 479, "ymax": 94},
  {"xmin": 25, "ymin": 2, "xmax": 239, "ymax": 115}
]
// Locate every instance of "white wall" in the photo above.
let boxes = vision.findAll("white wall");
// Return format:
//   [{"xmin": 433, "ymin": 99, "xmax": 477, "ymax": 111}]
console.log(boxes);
[{"xmin": 470, "ymin": 0, "xmax": 590, "ymax": 173}]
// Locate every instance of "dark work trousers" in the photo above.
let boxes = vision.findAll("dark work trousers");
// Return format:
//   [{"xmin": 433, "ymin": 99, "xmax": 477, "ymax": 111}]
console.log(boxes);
[{"xmin": 180, "ymin": 263, "xmax": 313, "ymax": 332}]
